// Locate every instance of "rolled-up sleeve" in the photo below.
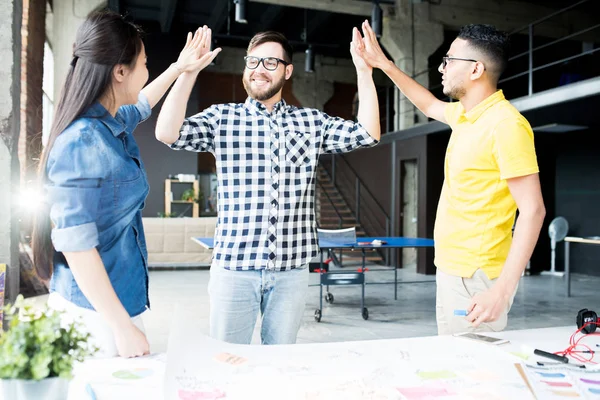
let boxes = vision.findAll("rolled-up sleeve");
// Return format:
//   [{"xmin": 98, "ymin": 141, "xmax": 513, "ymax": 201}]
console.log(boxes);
[
  {"xmin": 117, "ymin": 92, "xmax": 152, "ymax": 135},
  {"xmin": 169, "ymin": 105, "xmax": 221, "ymax": 153},
  {"xmin": 46, "ymin": 129, "xmax": 107, "ymax": 252},
  {"xmin": 320, "ymin": 113, "xmax": 379, "ymax": 154}
]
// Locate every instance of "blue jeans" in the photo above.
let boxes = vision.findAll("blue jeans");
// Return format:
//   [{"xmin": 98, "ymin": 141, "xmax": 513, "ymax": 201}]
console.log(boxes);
[{"xmin": 208, "ymin": 266, "xmax": 309, "ymax": 344}]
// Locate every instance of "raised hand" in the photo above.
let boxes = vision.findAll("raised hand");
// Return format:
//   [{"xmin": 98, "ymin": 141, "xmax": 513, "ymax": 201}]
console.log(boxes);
[
  {"xmin": 355, "ymin": 20, "xmax": 391, "ymax": 70},
  {"xmin": 174, "ymin": 26, "xmax": 222, "ymax": 74},
  {"xmin": 350, "ymin": 27, "xmax": 372, "ymax": 74}
]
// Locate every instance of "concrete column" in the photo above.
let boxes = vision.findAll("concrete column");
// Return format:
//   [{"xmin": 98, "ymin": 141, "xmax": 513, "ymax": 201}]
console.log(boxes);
[
  {"xmin": 290, "ymin": 54, "xmax": 335, "ymax": 109},
  {"xmin": 0, "ymin": 0, "xmax": 23, "ymax": 311},
  {"xmin": 381, "ymin": 1, "xmax": 443, "ymax": 130},
  {"xmin": 52, "ymin": 0, "xmax": 105, "ymax": 102}
]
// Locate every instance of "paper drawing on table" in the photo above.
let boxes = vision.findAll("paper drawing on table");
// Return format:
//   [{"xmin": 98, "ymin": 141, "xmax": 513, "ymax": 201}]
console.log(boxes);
[
  {"xmin": 521, "ymin": 362, "xmax": 600, "ymax": 399},
  {"xmin": 70, "ymin": 354, "xmax": 165, "ymax": 399},
  {"xmin": 112, "ymin": 367, "xmax": 154, "ymax": 379},
  {"xmin": 178, "ymin": 388, "xmax": 226, "ymax": 400},
  {"xmin": 396, "ymin": 385, "xmax": 456, "ymax": 400},
  {"xmin": 164, "ymin": 309, "xmax": 537, "ymax": 400},
  {"xmin": 416, "ymin": 370, "xmax": 457, "ymax": 380},
  {"xmin": 214, "ymin": 352, "xmax": 247, "ymax": 366}
]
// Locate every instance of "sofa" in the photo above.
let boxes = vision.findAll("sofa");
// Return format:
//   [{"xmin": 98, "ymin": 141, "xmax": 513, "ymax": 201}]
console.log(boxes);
[{"xmin": 142, "ymin": 217, "xmax": 217, "ymax": 268}]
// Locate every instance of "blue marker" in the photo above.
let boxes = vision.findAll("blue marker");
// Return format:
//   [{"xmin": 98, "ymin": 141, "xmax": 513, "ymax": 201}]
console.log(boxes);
[
  {"xmin": 85, "ymin": 383, "xmax": 97, "ymax": 400},
  {"xmin": 454, "ymin": 309, "xmax": 469, "ymax": 316}
]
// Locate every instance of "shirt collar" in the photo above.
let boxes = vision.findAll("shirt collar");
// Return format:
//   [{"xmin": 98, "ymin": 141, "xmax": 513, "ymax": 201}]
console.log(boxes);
[
  {"xmin": 244, "ymin": 97, "xmax": 287, "ymax": 116},
  {"xmin": 460, "ymin": 90, "xmax": 505, "ymax": 124},
  {"xmin": 81, "ymin": 102, "xmax": 126, "ymax": 137}
]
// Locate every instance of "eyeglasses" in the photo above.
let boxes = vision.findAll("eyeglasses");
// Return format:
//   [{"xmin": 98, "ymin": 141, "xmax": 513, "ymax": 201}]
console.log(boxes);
[
  {"xmin": 441, "ymin": 56, "xmax": 480, "ymax": 69},
  {"xmin": 244, "ymin": 56, "xmax": 290, "ymax": 71}
]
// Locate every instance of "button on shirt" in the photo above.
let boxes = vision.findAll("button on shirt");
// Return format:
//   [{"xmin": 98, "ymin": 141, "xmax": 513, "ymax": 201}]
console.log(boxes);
[
  {"xmin": 46, "ymin": 94, "xmax": 152, "ymax": 317},
  {"xmin": 169, "ymin": 98, "xmax": 378, "ymax": 271}
]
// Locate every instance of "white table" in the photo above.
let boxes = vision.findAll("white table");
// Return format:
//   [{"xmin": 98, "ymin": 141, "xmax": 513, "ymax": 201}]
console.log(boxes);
[{"xmin": 2, "ymin": 325, "xmax": 592, "ymax": 399}]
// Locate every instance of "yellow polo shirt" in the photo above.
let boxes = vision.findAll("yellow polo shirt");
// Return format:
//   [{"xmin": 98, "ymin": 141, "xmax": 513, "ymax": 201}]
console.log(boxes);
[{"xmin": 434, "ymin": 90, "xmax": 539, "ymax": 279}]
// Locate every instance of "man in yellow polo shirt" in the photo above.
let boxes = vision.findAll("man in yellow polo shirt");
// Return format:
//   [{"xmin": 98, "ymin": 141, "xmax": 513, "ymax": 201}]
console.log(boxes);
[{"xmin": 355, "ymin": 22, "xmax": 546, "ymax": 334}]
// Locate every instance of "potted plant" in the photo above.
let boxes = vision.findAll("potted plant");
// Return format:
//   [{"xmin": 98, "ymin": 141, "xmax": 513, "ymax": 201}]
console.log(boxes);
[
  {"xmin": 0, "ymin": 295, "xmax": 96, "ymax": 400},
  {"xmin": 181, "ymin": 188, "xmax": 204, "ymax": 205},
  {"xmin": 182, "ymin": 188, "xmax": 204, "ymax": 216}
]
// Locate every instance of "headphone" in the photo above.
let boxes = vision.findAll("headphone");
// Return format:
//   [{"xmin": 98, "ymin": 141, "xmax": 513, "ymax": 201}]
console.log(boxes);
[{"xmin": 577, "ymin": 308, "xmax": 598, "ymax": 334}]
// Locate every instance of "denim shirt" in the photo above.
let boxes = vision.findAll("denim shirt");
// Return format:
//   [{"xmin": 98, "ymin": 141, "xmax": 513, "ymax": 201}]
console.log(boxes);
[{"xmin": 46, "ymin": 93, "xmax": 151, "ymax": 317}]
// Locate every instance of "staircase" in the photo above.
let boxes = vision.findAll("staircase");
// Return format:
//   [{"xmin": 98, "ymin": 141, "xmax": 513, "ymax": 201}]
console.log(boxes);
[{"xmin": 316, "ymin": 164, "xmax": 385, "ymax": 266}]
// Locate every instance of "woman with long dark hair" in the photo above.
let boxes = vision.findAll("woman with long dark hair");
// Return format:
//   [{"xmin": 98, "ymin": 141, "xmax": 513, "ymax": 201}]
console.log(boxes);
[{"xmin": 31, "ymin": 10, "xmax": 220, "ymax": 358}]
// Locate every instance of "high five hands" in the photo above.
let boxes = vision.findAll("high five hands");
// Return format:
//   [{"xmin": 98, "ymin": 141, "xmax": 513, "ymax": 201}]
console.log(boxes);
[
  {"xmin": 352, "ymin": 20, "xmax": 392, "ymax": 70},
  {"xmin": 175, "ymin": 26, "xmax": 222, "ymax": 74}
]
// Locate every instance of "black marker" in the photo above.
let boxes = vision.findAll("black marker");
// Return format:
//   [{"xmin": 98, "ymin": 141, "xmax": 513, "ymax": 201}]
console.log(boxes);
[
  {"xmin": 536, "ymin": 361, "xmax": 586, "ymax": 369},
  {"xmin": 534, "ymin": 349, "xmax": 569, "ymax": 363}
]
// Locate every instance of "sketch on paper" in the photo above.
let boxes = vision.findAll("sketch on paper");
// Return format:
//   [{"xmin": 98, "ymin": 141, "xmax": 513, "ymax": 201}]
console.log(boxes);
[
  {"xmin": 522, "ymin": 363, "xmax": 600, "ymax": 399},
  {"xmin": 164, "ymin": 317, "xmax": 535, "ymax": 400}
]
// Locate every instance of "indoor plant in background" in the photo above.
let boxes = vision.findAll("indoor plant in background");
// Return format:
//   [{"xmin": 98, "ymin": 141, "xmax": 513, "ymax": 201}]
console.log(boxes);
[
  {"xmin": 0, "ymin": 295, "xmax": 96, "ymax": 399},
  {"xmin": 181, "ymin": 187, "xmax": 204, "ymax": 216}
]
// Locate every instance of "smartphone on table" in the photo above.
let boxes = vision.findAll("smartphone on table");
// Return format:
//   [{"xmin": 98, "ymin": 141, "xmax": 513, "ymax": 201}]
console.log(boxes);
[{"xmin": 453, "ymin": 332, "xmax": 509, "ymax": 345}]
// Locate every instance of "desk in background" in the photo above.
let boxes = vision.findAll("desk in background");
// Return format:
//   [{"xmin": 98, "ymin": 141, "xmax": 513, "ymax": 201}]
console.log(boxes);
[{"xmin": 564, "ymin": 236, "xmax": 600, "ymax": 297}]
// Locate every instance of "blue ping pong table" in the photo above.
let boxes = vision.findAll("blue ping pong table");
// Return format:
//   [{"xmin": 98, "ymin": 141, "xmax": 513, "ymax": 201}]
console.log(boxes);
[
  {"xmin": 191, "ymin": 236, "xmax": 434, "ymax": 323},
  {"xmin": 315, "ymin": 237, "xmax": 434, "ymax": 322}
]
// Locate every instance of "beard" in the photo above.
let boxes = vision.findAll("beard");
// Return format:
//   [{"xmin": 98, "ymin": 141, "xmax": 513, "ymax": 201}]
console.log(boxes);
[
  {"xmin": 243, "ymin": 71, "xmax": 287, "ymax": 101},
  {"xmin": 443, "ymin": 81, "xmax": 466, "ymax": 100}
]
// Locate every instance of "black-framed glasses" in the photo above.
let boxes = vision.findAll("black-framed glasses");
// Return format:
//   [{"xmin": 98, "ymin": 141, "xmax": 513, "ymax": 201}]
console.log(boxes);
[
  {"xmin": 244, "ymin": 56, "xmax": 290, "ymax": 71},
  {"xmin": 441, "ymin": 56, "xmax": 480, "ymax": 69}
]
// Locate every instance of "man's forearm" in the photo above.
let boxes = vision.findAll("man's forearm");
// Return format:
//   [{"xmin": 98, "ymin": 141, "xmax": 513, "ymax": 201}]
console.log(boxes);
[
  {"xmin": 155, "ymin": 71, "xmax": 199, "ymax": 145},
  {"xmin": 381, "ymin": 60, "xmax": 441, "ymax": 118},
  {"xmin": 495, "ymin": 209, "xmax": 545, "ymax": 296},
  {"xmin": 356, "ymin": 71, "xmax": 381, "ymax": 140}
]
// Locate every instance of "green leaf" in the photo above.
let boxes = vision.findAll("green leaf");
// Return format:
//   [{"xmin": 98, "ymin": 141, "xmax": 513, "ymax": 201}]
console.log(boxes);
[{"xmin": 0, "ymin": 297, "xmax": 97, "ymax": 380}]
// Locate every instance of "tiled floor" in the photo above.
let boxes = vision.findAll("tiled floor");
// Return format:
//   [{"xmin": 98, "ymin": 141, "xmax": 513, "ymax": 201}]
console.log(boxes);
[{"xmin": 142, "ymin": 266, "xmax": 600, "ymax": 352}]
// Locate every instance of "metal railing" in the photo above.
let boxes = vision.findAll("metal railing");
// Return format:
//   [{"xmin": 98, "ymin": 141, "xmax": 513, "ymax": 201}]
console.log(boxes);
[
  {"xmin": 319, "ymin": 155, "xmax": 391, "ymax": 264},
  {"xmin": 503, "ymin": 0, "xmax": 599, "ymax": 95},
  {"xmin": 382, "ymin": 0, "xmax": 599, "ymax": 125},
  {"xmin": 316, "ymin": 178, "xmax": 344, "ymax": 229}
]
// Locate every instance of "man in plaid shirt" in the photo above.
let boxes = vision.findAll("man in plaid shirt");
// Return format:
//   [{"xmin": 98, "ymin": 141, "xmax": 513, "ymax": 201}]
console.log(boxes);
[{"xmin": 156, "ymin": 27, "xmax": 380, "ymax": 344}]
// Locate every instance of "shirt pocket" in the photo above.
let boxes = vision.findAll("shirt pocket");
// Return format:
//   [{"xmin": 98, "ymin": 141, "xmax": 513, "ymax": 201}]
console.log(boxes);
[
  {"xmin": 113, "ymin": 154, "xmax": 147, "ymax": 211},
  {"xmin": 284, "ymin": 131, "xmax": 313, "ymax": 166},
  {"xmin": 117, "ymin": 152, "xmax": 142, "ymax": 183}
]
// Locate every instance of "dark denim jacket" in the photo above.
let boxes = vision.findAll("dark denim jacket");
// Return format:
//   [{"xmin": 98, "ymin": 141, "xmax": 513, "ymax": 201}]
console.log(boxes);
[{"xmin": 46, "ymin": 94, "xmax": 151, "ymax": 317}]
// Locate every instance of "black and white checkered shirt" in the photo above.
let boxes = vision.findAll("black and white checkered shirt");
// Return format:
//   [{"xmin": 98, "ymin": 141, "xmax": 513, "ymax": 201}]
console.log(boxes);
[{"xmin": 169, "ymin": 97, "xmax": 378, "ymax": 271}]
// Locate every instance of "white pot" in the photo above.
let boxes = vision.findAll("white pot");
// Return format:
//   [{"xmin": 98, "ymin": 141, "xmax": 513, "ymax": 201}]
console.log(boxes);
[{"xmin": 1, "ymin": 377, "xmax": 70, "ymax": 400}]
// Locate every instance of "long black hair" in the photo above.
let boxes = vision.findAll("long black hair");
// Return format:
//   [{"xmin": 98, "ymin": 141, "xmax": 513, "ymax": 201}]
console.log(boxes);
[{"xmin": 32, "ymin": 10, "xmax": 143, "ymax": 280}]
